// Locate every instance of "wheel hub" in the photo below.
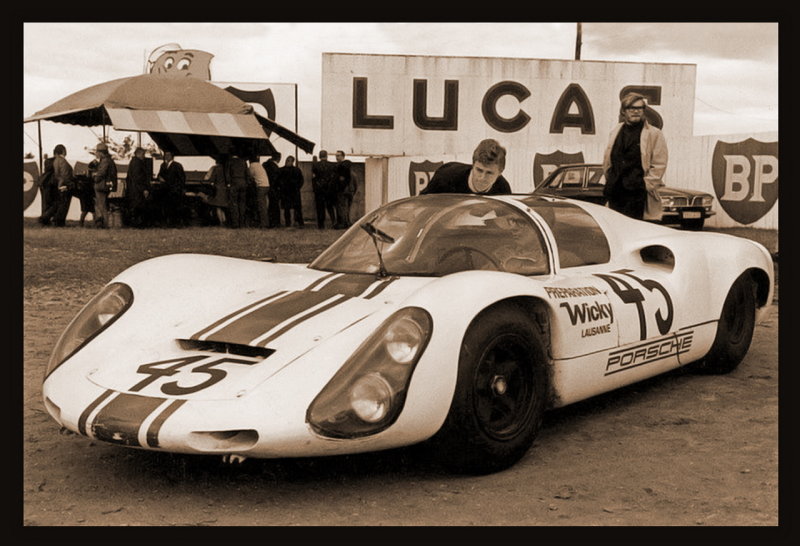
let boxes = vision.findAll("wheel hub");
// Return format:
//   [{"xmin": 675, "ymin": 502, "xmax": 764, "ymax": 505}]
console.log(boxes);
[{"xmin": 491, "ymin": 374, "xmax": 508, "ymax": 396}]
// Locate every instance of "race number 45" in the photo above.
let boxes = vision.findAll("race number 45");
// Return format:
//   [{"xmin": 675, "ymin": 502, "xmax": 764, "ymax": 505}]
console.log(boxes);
[{"xmin": 594, "ymin": 269, "xmax": 673, "ymax": 340}]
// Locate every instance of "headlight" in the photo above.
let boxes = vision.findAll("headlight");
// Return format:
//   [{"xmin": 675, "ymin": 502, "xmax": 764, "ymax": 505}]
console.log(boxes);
[
  {"xmin": 660, "ymin": 196, "xmax": 675, "ymax": 207},
  {"xmin": 307, "ymin": 307, "xmax": 432, "ymax": 438},
  {"xmin": 702, "ymin": 196, "xmax": 714, "ymax": 206},
  {"xmin": 45, "ymin": 282, "xmax": 133, "ymax": 378}
]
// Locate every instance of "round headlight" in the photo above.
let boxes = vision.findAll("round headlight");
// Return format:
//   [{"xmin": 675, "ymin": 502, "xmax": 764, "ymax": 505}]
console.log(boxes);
[
  {"xmin": 384, "ymin": 315, "xmax": 424, "ymax": 364},
  {"xmin": 349, "ymin": 373, "xmax": 393, "ymax": 423}
]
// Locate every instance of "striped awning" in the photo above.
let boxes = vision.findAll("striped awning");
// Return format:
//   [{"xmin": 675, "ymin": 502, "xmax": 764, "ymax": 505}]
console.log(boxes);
[{"xmin": 105, "ymin": 108, "xmax": 269, "ymax": 140}]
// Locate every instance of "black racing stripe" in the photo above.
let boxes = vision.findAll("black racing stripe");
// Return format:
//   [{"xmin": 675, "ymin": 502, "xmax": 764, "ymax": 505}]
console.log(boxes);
[
  {"xmin": 362, "ymin": 277, "xmax": 397, "ymax": 299},
  {"xmin": 91, "ymin": 393, "xmax": 167, "ymax": 447},
  {"xmin": 206, "ymin": 290, "xmax": 335, "ymax": 344},
  {"xmin": 145, "ymin": 399, "xmax": 187, "ymax": 448},
  {"xmin": 303, "ymin": 271, "xmax": 340, "ymax": 291},
  {"xmin": 190, "ymin": 290, "xmax": 289, "ymax": 340},
  {"xmin": 203, "ymin": 274, "xmax": 379, "ymax": 345},
  {"xmin": 257, "ymin": 295, "xmax": 351, "ymax": 347},
  {"xmin": 78, "ymin": 389, "xmax": 115, "ymax": 437}
]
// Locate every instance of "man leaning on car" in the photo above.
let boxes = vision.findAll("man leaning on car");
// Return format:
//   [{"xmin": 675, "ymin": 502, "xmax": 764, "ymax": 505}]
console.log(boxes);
[{"xmin": 421, "ymin": 139, "xmax": 512, "ymax": 195}]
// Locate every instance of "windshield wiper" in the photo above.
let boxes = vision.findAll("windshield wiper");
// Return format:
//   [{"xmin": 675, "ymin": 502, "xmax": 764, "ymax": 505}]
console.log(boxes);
[{"xmin": 360, "ymin": 221, "xmax": 395, "ymax": 278}]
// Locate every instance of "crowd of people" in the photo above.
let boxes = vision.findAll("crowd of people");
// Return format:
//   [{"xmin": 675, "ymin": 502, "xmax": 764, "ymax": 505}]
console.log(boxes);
[{"xmin": 36, "ymin": 144, "xmax": 359, "ymax": 230}]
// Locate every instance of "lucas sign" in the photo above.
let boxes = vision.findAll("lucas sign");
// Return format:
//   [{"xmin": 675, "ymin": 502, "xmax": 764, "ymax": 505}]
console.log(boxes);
[{"xmin": 321, "ymin": 53, "xmax": 696, "ymax": 158}]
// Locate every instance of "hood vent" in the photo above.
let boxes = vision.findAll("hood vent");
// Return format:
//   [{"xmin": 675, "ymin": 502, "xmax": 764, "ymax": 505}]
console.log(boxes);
[{"xmin": 178, "ymin": 339, "xmax": 274, "ymax": 358}]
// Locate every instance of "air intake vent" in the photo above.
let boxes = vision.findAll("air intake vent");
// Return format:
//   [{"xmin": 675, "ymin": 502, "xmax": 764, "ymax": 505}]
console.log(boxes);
[{"xmin": 177, "ymin": 339, "xmax": 274, "ymax": 358}]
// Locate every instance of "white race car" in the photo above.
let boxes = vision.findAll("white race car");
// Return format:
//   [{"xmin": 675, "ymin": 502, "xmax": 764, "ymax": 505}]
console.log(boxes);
[{"xmin": 42, "ymin": 194, "xmax": 774, "ymax": 474}]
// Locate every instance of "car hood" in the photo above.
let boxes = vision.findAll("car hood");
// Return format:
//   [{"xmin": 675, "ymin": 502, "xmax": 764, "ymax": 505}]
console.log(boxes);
[
  {"xmin": 83, "ymin": 254, "xmax": 436, "ymax": 400},
  {"xmin": 658, "ymin": 186, "xmax": 711, "ymax": 198}
]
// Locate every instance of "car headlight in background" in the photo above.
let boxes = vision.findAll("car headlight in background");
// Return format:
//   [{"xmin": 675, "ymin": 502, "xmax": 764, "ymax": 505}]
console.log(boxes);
[
  {"xmin": 660, "ymin": 196, "xmax": 676, "ymax": 208},
  {"xmin": 701, "ymin": 196, "xmax": 714, "ymax": 206},
  {"xmin": 307, "ymin": 307, "xmax": 433, "ymax": 439},
  {"xmin": 45, "ymin": 282, "xmax": 133, "ymax": 378}
]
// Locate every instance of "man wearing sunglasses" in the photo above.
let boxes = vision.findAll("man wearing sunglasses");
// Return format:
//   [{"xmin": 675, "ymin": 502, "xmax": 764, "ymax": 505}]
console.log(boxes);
[{"xmin": 601, "ymin": 92, "xmax": 668, "ymax": 220}]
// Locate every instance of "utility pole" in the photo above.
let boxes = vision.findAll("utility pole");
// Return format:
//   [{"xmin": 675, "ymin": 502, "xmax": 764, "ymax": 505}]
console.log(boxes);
[{"xmin": 575, "ymin": 22, "xmax": 582, "ymax": 60}]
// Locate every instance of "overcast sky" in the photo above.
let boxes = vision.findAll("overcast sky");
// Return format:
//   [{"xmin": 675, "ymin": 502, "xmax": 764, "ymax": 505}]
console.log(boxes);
[{"xmin": 22, "ymin": 22, "xmax": 779, "ymax": 163}]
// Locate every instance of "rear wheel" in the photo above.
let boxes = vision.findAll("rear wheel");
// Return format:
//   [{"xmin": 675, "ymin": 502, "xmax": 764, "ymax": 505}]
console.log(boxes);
[
  {"xmin": 428, "ymin": 303, "xmax": 548, "ymax": 474},
  {"xmin": 693, "ymin": 274, "xmax": 756, "ymax": 374}
]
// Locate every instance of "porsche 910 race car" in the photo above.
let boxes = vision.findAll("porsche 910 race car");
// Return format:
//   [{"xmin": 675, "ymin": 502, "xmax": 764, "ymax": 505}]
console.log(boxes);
[{"xmin": 42, "ymin": 194, "xmax": 774, "ymax": 474}]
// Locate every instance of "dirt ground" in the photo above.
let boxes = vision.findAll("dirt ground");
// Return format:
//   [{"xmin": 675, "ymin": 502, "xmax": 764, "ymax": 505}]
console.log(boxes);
[{"xmin": 22, "ymin": 293, "xmax": 780, "ymax": 534}]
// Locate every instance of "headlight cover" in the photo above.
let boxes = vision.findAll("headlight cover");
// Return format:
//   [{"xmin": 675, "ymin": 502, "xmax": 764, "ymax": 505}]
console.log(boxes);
[
  {"xmin": 307, "ymin": 307, "xmax": 432, "ymax": 439},
  {"xmin": 45, "ymin": 282, "xmax": 133, "ymax": 378}
]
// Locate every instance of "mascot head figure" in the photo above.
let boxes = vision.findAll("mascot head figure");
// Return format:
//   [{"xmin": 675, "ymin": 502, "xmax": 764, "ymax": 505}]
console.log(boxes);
[{"xmin": 147, "ymin": 43, "xmax": 214, "ymax": 80}]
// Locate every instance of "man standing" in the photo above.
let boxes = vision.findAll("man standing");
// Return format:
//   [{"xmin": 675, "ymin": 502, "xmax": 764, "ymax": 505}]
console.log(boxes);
[
  {"xmin": 40, "ymin": 144, "xmax": 74, "ymax": 227},
  {"xmin": 311, "ymin": 150, "xmax": 338, "ymax": 229},
  {"xmin": 249, "ymin": 156, "xmax": 271, "ymax": 228},
  {"xmin": 92, "ymin": 142, "xmax": 118, "ymax": 229},
  {"xmin": 280, "ymin": 155, "xmax": 305, "ymax": 227},
  {"xmin": 262, "ymin": 152, "xmax": 283, "ymax": 228},
  {"xmin": 225, "ymin": 154, "xmax": 250, "ymax": 229},
  {"xmin": 334, "ymin": 150, "xmax": 356, "ymax": 229},
  {"xmin": 156, "ymin": 151, "xmax": 186, "ymax": 227},
  {"xmin": 125, "ymin": 147, "xmax": 151, "ymax": 228},
  {"xmin": 601, "ymin": 92, "xmax": 668, "ymax": 220},
  {"xmin": 420, "ymin": 139, "xmax": 511, "ymax": 195}
]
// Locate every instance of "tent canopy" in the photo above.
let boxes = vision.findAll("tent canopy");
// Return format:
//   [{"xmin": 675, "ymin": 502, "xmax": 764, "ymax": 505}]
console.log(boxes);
[{"xmin": 25, "ymin": 74, "xmax": 315, "ymax": 156}]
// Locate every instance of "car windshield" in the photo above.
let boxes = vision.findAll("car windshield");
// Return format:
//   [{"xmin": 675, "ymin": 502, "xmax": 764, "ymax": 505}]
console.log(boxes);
[{"xmin": 310, "ymin": 194, "xmax": 550, "ymax": 277}]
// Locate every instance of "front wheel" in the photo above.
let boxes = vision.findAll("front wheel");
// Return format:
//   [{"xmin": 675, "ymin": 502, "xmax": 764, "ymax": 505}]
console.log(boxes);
[
  {"xmin": 428, "ymin": 303, "xmax": 548, "ymax": 474},
  {"xmin": 693, "ymin": 274, "xmax": 757, "ymax": 374}
]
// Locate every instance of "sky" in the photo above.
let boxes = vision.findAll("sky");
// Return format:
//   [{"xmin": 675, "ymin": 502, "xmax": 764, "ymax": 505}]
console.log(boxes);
[{"xmin": 22, "ymin": 22, "xmax": 779, "ymax": 164}]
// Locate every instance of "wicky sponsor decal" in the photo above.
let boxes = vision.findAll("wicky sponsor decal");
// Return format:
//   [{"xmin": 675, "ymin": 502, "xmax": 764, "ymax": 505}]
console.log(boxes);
[
  {"xmin": 712, "ymin": 138, "xmax": 778, "ymax": 225},
  {"xmin": 560, "ymin": 300, "xmax": 613, "ymax": 325},
  {"xmin": 605, "ymin": 331, "xmax": 693, "ymax": 376}
]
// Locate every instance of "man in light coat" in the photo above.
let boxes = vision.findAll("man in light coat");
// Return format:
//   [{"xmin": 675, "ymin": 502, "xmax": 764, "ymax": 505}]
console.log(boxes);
[{"xmin": 601, "ymin": 93, "xmax": 668, "ymax": 220}]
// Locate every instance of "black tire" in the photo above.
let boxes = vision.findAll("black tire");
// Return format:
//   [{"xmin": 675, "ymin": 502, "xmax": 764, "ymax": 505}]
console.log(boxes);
[
  {"xmin": 694, "ymin": 274, "xmax": 756, "ymax": 374},
  {"xmin": 428, "ymin": 303, "xmax": 548, "ymax": 474},
  {"xmin": 681, "ymin": 218, "xmax": 705, "ymax": 230}
]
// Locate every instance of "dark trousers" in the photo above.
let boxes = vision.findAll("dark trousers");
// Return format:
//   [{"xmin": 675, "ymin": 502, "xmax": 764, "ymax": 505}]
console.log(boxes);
[
  {"xmin": 228, "ymin": 183, "xmax": 248, "ymax": 228},
  {"xmin": 607, "ymin": 189, "xmax": 646, "ymax": 220},
  {"xmin": 336, "ymin": 192, "xmax": 354, "ymax": 228},
  {"xmin": 41, "ymin": 189, "xmax": 71, "ymax": 226},
  {"xmin": 268, "ymin": 187, "xmax": 282, "ymax": 227},
  {"xmin": 256, "ymin": 186, "xmax": 269, "ymax": 228}
]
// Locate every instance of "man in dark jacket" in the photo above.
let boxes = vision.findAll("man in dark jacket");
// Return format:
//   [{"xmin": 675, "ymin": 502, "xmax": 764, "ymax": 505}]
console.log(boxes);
[
  {"xmin": 156, "ymin": 151, "xmax": 186, "ymax": 227},
  {"xmin": 125, "ymin": 147, "xmax": 151, "ymax": 228},
  {"xmin": 334, "ymin": 150, "xmax": 356, "ymax": 228},
  {"xmin": 279, "ymin": 155, "xmax": 305, "ymax": 227},
  {"xmin": 420, "ymin": 139, "xmax": 511, "ymax": 195},
  {"xmin": 311, "ymin": 150, "xmax": 338, "ymax": 229},
  {"xmin": 92, "ymin": 142, "xmax": 118, "ymax": 228},
  {"xmin": 262, "ymin": 152, "xmax": 283, "ymax": 228}
]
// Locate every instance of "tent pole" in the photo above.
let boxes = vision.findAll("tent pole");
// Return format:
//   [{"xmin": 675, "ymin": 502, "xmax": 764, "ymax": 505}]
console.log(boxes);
[{"xmin": 37, "ymin": 120, "xmax": 43, "ymax": 172}]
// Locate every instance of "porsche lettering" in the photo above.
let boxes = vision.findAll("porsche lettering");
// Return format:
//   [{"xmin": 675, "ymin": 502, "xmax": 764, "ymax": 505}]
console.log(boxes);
[{"xmin": 605, "ymin": 332, "xmax": 693, "ymax": 375}]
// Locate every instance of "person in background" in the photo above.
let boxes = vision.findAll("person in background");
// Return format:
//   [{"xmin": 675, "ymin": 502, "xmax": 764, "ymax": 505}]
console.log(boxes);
[
  {"xmin": 334, "ymin": 150, "xmax": 356, "ymax": 229},
  {"xmin": 37, "ymin": 154, "xmax": 56, "ymax": 223},
  {"xmin": 249, "ymin": 155, "xmax": 271, "ymax": 228},
  {"xmin": 225, "ymin": 154, "xmax": 250, "ymax": 229},
  {"xmin": 280, "ymin": 155, "xmax": 305, "ymax": 227},
  {"xmin": 39, "ymin": 144, "xmax": 75, "ymax": 227},
  {"xmin": 92, "ymin": 142, "xmax": 118, "ymax": 229},
  {"xmin": 601, "ymin": 92, "xmax": 668, "ymax": 220},
  {"xmin": 420, "ymin": 139, "xmax": 511, "ymax": 195},
  {"xmin": 204, "ymin": 155, "xmax": 229, "ymax": 226},
  {"xmin": 156, "ymin": 151, "xmax": 187, "ymax": 227},
  {"xmin": 125, "ymin": 147, "xmax": 151, "ymax": 228},
  {"xmin": 311, "ymin": 150, "xmax": 338, "ymax": 229},
  {"xmin": 262, "ymin": 151, "xmax": 283, "ymax": 228}
]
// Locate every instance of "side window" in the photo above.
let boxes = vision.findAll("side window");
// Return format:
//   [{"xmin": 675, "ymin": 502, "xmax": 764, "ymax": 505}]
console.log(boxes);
[
  {"xmin": 587, "ymin": 167, "xmax": 606, "ymax": 187},
  {"xmin": 527, "ymin": 201, "xmax": 611, "ymax": 268}
]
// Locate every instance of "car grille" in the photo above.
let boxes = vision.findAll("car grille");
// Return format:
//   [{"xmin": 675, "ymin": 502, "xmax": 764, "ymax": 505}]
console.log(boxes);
[{"xmin": 671, "ymin": 196, "xmax": 707, "ymax": 207}]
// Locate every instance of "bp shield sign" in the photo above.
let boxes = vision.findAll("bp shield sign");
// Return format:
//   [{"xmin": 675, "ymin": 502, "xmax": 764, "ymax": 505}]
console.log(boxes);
[
  {"xmin": 533, "ymin": 150, "xmax": 585, "ymax": 186},
  {"xmin": 711, "ymin": 138, "xmax": 778, "ymax": 225},
  {"xmin": 408, "ymin": 160, "xmax": 443, "ymax": 196}
]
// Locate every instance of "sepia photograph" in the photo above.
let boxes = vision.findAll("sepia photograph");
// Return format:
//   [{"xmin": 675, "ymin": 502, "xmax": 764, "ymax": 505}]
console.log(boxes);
[{"xmin": 21, "ymin": 20, "xmax": 782, "ymax": 536}]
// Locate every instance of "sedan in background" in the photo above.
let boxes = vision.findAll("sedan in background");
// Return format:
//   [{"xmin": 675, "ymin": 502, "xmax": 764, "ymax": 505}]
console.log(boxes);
[{"xmin": 533, "ymin": 163, "xmax": 715, "ymax": 230}]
